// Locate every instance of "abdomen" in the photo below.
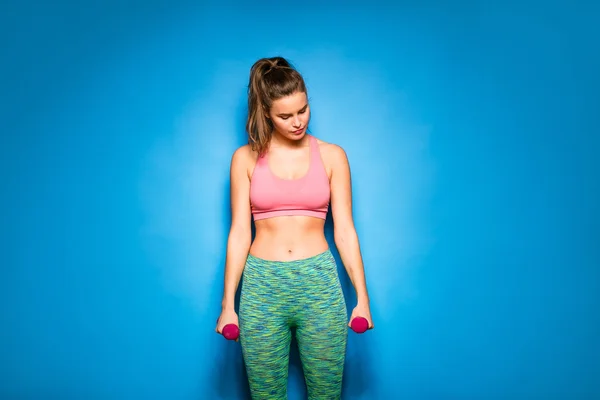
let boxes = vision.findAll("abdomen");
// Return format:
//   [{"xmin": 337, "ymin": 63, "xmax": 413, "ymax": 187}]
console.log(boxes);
[{"xmin": 250, "ymin": 216, "xmax": 329, "ymax": 261}]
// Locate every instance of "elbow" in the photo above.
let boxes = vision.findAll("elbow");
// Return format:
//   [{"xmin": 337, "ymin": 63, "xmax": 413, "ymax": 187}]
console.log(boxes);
[
  {"xmin": 333, "ymin": 224, "xmax": 357, "ymax": 247},
  {"xmin": 229, "ymin": 224, "xmax": 252, "ymax": 249}
]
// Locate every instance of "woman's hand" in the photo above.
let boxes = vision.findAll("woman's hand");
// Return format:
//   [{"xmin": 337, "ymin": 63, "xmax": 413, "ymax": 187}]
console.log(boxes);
[
  {"xmin": 348, "ymin": 302, "xmax": 374, "ymax": 330},
  {"xmin": 216, "ymin": 308, "xmax": 240, "ymax": 341}
]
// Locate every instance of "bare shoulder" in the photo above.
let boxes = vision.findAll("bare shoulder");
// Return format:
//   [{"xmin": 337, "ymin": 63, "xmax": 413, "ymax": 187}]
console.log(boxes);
[
  {"xmin": 230, "ymin": 144, "xmax": 258, "ymax": 177},
  {"xmin": 315, "ymin": 137, "xmax": 349, "ymax": 166},
  {"xmin": 231, "ymin": 143, "xmax": 253, "ymax": 160}
]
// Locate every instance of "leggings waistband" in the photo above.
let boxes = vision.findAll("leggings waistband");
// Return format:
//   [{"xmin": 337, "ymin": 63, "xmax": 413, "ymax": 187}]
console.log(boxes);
[
  {"xmin": 243, "ymin": 248, "xmax": 340, "ymax": 292},
  {"xmin": 245, "ymin": 248, "xmax": 335, "ymax": 269}
]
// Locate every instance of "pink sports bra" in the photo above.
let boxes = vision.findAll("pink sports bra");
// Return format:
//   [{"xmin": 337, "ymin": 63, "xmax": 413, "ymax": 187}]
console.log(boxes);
[{"xmin": 250, "ymin": 134, "xmax": 330, "ymax": 221}]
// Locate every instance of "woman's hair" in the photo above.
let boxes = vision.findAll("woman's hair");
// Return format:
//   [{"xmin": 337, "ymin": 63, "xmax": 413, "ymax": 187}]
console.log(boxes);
[{"xmin": 246, "ymin": 56, "xmax": 307, "ymax": 156}]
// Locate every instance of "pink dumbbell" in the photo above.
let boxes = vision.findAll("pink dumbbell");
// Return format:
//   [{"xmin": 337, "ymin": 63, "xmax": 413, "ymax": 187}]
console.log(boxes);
[
  {"xmin": 222, "ymin": 324, "xmax": 240, "ymax": 341},
  {"xmin": 350, "ymin": 317, "xmax": 369, "ymax": 334}
]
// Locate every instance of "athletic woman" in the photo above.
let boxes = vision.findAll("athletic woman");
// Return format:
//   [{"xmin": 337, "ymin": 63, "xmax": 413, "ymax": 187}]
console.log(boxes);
[{"xmin": 216, "ymin": 56, "xmax": 374, "ymax": 399}]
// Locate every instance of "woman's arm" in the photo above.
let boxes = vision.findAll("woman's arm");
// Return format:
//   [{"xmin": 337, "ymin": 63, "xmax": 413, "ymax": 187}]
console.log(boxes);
[
  {"xmin": 221, "ymin": 146, "xmax": 253, "ymax": 312},
  {"xmin": 329, "ymin": 145, "xmax": 371, "ymax": 310}
]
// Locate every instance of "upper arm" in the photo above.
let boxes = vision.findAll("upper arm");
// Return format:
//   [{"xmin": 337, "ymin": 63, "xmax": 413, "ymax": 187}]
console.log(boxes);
[
  {"xmin": 329, "ymin": 145, "xmax": 355, "ymax": 232},
  {"xmin": 229, "ymin": 146, "xmax": 252, "ymax": 233}
]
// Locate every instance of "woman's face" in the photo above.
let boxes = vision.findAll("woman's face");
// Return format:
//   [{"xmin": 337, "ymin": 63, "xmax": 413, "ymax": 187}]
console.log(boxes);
[{"xmin": 268, "ymin": 91, "xmax": 310, "ymax": 141}]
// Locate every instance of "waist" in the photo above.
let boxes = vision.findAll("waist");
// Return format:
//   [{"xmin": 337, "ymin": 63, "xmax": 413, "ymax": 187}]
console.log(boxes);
[
  {"xmin": 246, "ymin": 248, "xmax": 334, "ymax": 270},
  {"xmin": 242, "ymin": 248, "xmax": 341, "ymax": 295},
  {"xmin": 250, "ymin": 215, "xmax": 329, "ymax": 261}
]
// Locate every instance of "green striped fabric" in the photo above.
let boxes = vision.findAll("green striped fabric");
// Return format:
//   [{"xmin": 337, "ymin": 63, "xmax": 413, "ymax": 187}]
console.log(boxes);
[{"xmin": 239, "ymin": 249, "xmax": 348, "ymax": 399}]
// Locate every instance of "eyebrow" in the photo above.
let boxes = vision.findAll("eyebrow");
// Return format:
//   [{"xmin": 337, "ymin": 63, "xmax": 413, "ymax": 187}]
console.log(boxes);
[{"xmin": 276, "ymin": 103, "xmax": 308, "ymax": 117}]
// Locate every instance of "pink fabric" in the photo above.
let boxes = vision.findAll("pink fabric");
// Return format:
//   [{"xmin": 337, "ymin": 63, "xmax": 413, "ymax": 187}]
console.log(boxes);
[{"xmin": 250, "ymin": 135, "xmax": 330, "ymax": 221}]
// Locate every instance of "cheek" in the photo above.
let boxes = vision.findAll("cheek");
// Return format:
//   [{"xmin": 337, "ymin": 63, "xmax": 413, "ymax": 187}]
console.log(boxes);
[
  {"xmin": 302, "ymin": 112, "xmax": 310, "ymax": 123},
  {"xmin": 272, "ymin": 119, "xmax": 289, "ymax": 132}
]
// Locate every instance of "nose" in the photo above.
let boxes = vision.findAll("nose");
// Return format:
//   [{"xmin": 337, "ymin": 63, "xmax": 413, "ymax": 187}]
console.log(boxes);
[{"xmin": 292, "ymin": 116, "xmax": 301, "ymax": 128}]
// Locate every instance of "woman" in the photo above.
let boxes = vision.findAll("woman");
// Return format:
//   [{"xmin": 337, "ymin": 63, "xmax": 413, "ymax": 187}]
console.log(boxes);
[{"xmin": 215, "ymin": 56, "xmax": 374, "ymax": 399}]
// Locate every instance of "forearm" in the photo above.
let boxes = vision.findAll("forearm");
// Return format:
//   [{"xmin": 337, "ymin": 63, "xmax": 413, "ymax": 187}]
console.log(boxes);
[
  {"xmin": 334, "ymin": 226, "xmax": 370, "ymax": 304},
  {"xmin": 221, "ymin": 227, "xmax": 251, "ymax": 310}
]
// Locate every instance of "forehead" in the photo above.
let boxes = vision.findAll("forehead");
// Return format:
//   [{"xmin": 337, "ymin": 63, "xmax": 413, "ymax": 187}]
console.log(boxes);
[{"xmin": 271, "ymin": 91, "xmax": 308, "ymax": 113}]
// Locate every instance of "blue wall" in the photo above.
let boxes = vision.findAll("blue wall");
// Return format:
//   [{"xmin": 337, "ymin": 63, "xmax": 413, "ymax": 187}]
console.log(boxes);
[{"xmin": 2, "ymin": 1, "xmax": 598, "ymax": 399}]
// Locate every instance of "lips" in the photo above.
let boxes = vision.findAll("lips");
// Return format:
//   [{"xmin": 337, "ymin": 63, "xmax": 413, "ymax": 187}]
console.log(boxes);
[{"xmin": 292, "ymin": 127, "xmax": 304, "ymax": 134}]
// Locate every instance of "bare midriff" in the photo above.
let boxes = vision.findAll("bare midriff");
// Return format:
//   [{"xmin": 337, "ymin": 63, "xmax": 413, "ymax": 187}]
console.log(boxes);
[{"xmin": 249, "ymin": 215, "xmax": 329, "ymax": 261}]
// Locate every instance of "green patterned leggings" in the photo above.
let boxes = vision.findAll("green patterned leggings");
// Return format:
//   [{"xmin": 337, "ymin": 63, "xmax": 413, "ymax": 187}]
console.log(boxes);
[{"xmin": 239, "ymin": 249, "xmax": 348, "ymax": 399}]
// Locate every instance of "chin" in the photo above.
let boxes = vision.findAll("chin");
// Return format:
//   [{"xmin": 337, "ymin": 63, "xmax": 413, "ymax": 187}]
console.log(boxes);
[
  {"xmin": 289, "ymin": 129, "xmax": 307, "ymax": 140},
  {"xmin": 290, "ymin": 132, "xmax": 306, "ymax": 140},
  {"xmin": 274, "ymin": 128, "xmax": 307, "ymax": 141}
]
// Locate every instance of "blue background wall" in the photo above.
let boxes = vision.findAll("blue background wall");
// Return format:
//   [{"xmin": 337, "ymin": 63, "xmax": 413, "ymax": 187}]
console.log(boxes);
[{"xmin": 2, "ymin": 1, "xmax": 599, "ymax": 399}]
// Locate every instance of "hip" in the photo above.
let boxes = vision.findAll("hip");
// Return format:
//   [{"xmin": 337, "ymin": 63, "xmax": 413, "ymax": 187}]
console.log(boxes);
[{"xmin": 241, "ymin": 248, "xmax": 344, "ymax": 299}]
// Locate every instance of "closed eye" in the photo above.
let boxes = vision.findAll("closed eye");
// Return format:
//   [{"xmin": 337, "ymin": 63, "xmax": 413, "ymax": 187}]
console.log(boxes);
[{"xmin": 277, "ymin": 104, "xmax": 308, "ymax": 119}]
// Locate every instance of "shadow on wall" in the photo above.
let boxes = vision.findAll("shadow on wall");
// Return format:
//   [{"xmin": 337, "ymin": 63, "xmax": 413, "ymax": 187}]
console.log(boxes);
[
  {"xmin": 206, "ymin": 90, "xmax": 252, "ymax": 399},
  {"xmin": 208, "ymin": 89, "xmax": 374, "ymax": 399},
  {"xmin": 325, "ymin": 211, "xmax": 374, "ymax": 399}
]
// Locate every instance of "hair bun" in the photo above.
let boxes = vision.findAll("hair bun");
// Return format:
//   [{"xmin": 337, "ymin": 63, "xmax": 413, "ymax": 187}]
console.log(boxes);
[{"xmin": 271, "ymin": 57, "xmax": 292, "ymax": 70}]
